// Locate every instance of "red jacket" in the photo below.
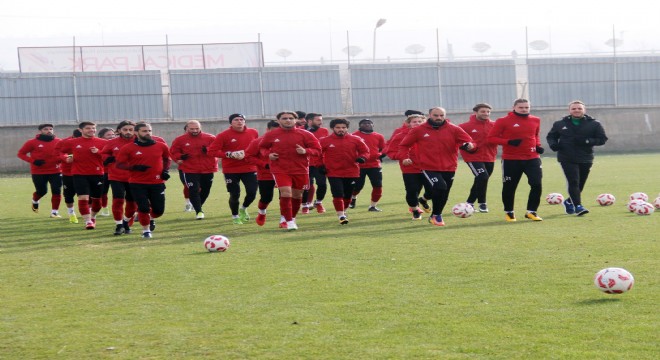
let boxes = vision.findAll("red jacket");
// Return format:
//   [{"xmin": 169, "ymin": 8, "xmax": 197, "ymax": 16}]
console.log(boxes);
[
  {"xmin": 101, "ymin": 136, "xmax": 135, "ymax": 182},
  {"xmin": 352, "ymin": 131, "xmax": 385, "ymax": 168},
  {"xmin": 170, "ymin": 132, "xmax": 218, "ymax": 174},
  {"xmin": 258, "ymin": 127, "xmax": 321, "ymax": 175},
  {"xmin": 320, "ymin": 133, "xmax": 370, "ymax": 178},
  {"xmin": 245, "ymin": 137, "xmax": 273, "ymax": 181},
  {"xmin": 208, "ymin": 127, "xmax": 258, "ymax": 174},
  {"xmin": 116, "ymin": 141, "xmax": 171, "ymax": 184},
  {"xmin": 55, "ymin": 137, "xmax": 75, "ymax": 176},
  {"xmin": 307, "ymin": 127, "xmax": 329, "ymax": 167},
  {"xmin": 487, "ymin": 112, "xmax": 541, "ymax": 160},
  {"xmin": 458, "ymin": 115, "xmax": 498, "ymax": 162},
  {"xmin": 386, "ymin": 127, "xmax": 422, "ymax": 174},
  {"xmin": 397, "ymin": 121, "xmax": 474, "ymax": 172},
  {"xmin": 17, "ymin": 135, "xmax": 62, "ymax": 175},
  {"xmin": 58, "ymin": 137, "xmax": 108, "ymax": 175},
  {"xmin": 384, "ymin": 124, "xmax": 407, "ymax": 155}
]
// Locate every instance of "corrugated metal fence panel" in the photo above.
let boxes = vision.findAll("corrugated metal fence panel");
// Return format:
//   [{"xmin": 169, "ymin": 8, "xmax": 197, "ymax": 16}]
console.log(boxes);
[
  {"xmin": 169, "ymin": 68, "xmax": 263, "ymax": 119},
  {"xmin": 261, "ymin": 66, "xmax": 342, "ymax": 116},
  {"xmin": 0, "ymin": 73, "xmax": 76, "ymax": 125},
  {"xmin": 75, "ymin": 71, "xmax": 165, "ymax": 121},
  {"xmin": 616, "ymin": 56, "xmax": 660, "ymax": 105},
  {"xmin": 528, "ymin": 57, "xmax": 616, "ymax": 107},
  {"xmin": 350, "ymin": 63, "xmax": 440, "ymax": 114},
  {"xmin": 439, "ymin": 60, "xmax": 516, "ymax": 111}
]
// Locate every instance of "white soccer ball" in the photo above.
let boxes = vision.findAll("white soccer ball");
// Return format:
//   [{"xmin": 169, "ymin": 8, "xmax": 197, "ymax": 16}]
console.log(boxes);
[
  {"xmin": 204, "ymin": 235, "xmax": 231, "ymax": 252},
  {"xmin": 627, "ymin": 199, "xmax": 646, "ymax": 212},
  {"xmin": 629, "ymin": 192, "xmax": 648, "ymax": 202},
  {"xmin": 594, "ymin": 267, "xmax": 634, "ymax": 294},
  {"xmin": 653, "ymin": 197, "xmax": 660, "ymax": 209},
  {"xmin": 451, "ymin": 202, "xmax": 475, "ymax": 218},
  {"xmin": 545, "ymin": 193, "xmax": 564, "ymax": 205},
  {"xmin": 633, "ymin": 202, "xmax": 655, "ymax": 216},
  {"xmin": 596, "ymin": 193, "xmax": 615, "ymax": 206}
]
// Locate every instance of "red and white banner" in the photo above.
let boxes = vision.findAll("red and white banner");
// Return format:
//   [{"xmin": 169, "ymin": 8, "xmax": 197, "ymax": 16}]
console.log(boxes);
[{"xmin": 18, "ymin": 43, "xmax": 263, "ymax": 72}]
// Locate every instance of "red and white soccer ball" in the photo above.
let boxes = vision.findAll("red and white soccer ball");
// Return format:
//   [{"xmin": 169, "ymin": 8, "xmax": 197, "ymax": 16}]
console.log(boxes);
[
  {"xmin": 627, "ymin": 199, "xmax": 646, "ymax": 212},
  {"xmin": 451, "ymin": 202, "xmax": 475, "ymax": 218},
  {"xmin": 653, "ymin": 197, "xmax": 660, "ymax": 210},
  {"xmin": 633, "ymin": 202, "xmax": 655, "ymax": 216},
  {"xmin": 204, "ymin": 235, "xmax": 231, "ymax": 252},
  {"xmin": 629, "ymin": 192, "xmax": 648, "ymax": 202},
  {"xmin": 545, "ymin": 193, "xmax": 564, "ymax": 205},
  {"xmin": 594, "ymin": 267, "xmax": 634, "ymax": 294},
  {"xmin": 596, "ymin": 193, "xmax": 615, "ymax": 206}
]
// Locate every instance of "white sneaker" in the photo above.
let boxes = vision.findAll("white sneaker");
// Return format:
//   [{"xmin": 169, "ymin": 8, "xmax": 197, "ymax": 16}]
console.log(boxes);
[
  {"xmin": 286, "ymin": 220, "xmax": 298, "ymax": 231},
  {"xmin": 184, "ymin": 203, "xmax": 194, "ymax": 212},
  {"xmin": 196, "ymin": 211, "xmax": 205, "ymax": 220}
]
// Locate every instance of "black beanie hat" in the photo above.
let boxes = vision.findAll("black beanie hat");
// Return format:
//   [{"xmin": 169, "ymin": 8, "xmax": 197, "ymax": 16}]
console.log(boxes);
[{"xmin": 229, "ymin": 113, "xmax": 245, "ymax": 123}]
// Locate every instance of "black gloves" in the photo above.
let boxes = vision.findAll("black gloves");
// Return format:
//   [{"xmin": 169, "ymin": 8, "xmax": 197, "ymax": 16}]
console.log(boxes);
[
  {"xmin": 180, "ymin": 154, "xmax": 190, "ymax": 160},
  {"xmin": 32, "ymin": 159, "xmax": 45, "ymax": 166},
  {"xmin": 549, "ymin": 143, "xmax": 560, "ymax": 152},
  {"xmin": 201, "ymin": 145, "xmax": 208, "ymax": 154},
  {"xmin": 356, "ymin": 157, "xmax": 366, "ymax": 164},
  {"xmin": 264, "ymin": 164, "xmax": 270, "ymax": 170},
  {"xmin": 535, "ymin": 146, "xmax": 545, "ymax": 154},
  {"xmin": 103, "ymin": 156, "xmax": 115, "ymax": 165},
  {"xmin": 132, "ymin": 164, "xmax": 151, "ymax": 172},
  {"xmin": 507, "ymin": 139, "xmax": 522, "ymax": 146},
  {"xmin": 459, "ymin": 142, "xmax": 471, "ymax": 151},
  {"xmin": 378, "ymin": 153, "xmax": 387, "ymax": 161},
  {"xmin": 161, "ymin": 170, "xmax": 170, "ymax": 181}
]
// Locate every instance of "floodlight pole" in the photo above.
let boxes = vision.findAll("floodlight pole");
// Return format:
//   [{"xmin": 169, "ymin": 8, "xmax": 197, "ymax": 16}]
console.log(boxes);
[{"xmin": 372, "ymin": 18, "xmax": 387, "ymax": 63}]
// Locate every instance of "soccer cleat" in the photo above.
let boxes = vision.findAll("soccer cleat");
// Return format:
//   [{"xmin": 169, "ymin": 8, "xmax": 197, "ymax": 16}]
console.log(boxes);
[
  {"xmin": 505, "ymin": 212, "xmax": 516, "ymax": 222},
  {"xmin": 367, "ymin": 206, "xmax": 382, "ymax": 212},
  {"xmin": 122, "ymin": 219, "xmax": 132, "ymax": 234},
  {"xmin": 99, "ymin": 207, "xmax": 110, "ymax": 216},
  {"xmin": 239, "ymin": 208, "xmax": 250, "ymax": 222},
  {"xmin": 525, "ymin": 211, "xmax": 543, "ymax": 221},
  {"xmin": 286, "ymin": 220, "xmax": 298, "ymax": 230},
  {"xmin": 31, "ymin": 202, "xmax": 39, "ymax": 213},
  {"xmin": 69, "ymin": 214, "xmax": 79, "ymax": 224},
  {"xmin": 315, "ymin": 202, "xmax": 326, "ymax": 214},
  {"xmin": 428, "ymin": 214, "xmax": 445, "ymax": 226},
  {"xmin": 184, "ymin": 203, "xmax": 194, "ymax": 212},
  {"xmin": 349, "ymin": 198, "xmax": 357, "ymax": 209},
  {"xmin": 279, "ymin": 221, "xmax": 288, "ymax": 229},
  {"xmin": 232, "ymin": 218, "xmax": 244, "ymax": 225},
  {"xmin": 301, "ymin": 206, "xmax": 310, "ymax": 215},
  {"xmin": 196, "ymin": 211, "xmax": 205, "ymax": 220},
  {"xmin": 478, "ymin": 203, "xmax": 489, "ymax": 213},
  {"xmin": 141, "ymin": 231, "xmax": 152, "ymax": 239},
  {"xmin": 114, "ymin": 224, "xmax": 125, "ymax": 236},
  {"xmin": 339, "ymin": 216, "xmax": 349, "ymax": 225},
  {"xmin": 50, "ymin": 213, "xmax": 62, "ymax": 218},
  {"xmin": 412, "ymin": 209, "xmax": 422, "ymax": 220},
  {"xmin": 149, "ymin": 219, "xmax": 156, "ymax": 231},
  {"xmin": 255, "ymin": 213, "xmax": 266, "ymax": 226},
  {"xmin": 575, "ymin": 205, "xmax": 589, "ymax": 216},
  {"xmin": 563, "ymin": 198, "xmax": 575, "ymax": 215},
  {"xmin": 418, "ymin": 197, "xmax": 431, "ymax": 213},
  {"xmin": 85, "ymin": 221, "xmax": 96, "ymax": 230}
]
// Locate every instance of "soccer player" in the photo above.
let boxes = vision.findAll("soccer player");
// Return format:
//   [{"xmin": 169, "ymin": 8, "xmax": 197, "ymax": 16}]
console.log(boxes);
[
  {"xmin": 487, "ymin": 98, "xmax": 544, "ymax": 222},
  {"xmin": 17, "ymin": 123, "xmax": 63, "ymax": 218},
  {"xmin": 258, "ymin": 111, "xmax": 322, "ymax": 230},
  {"xmin": 320, "ymin": 118, "xmax": 370, "ymax": 225},
  {"xmin": 350, "ymin": 119, "xmax": 386, "ymax": 212},
  {"xmin": 398, "ymin": 107, "xmax": 476, "ymax": 226},
  {"xmin": 101, "ymin": 120, "xmax": 139, "ymax": 235},
  {"xmin": 97, "ymin": 128, "xmax": 116, "ymax": 216},
  {"xmin": 55, "ymin": 129, "xmax": 82, "ymax": 223},
  {"xmin": 458, "ymin": 103, "xmax": 498, "ymax": 213},
  {"xmin": 116, "ymin": 122, "xmax": 171, "ymax": 238},
  {"xmin": 208, "ymin": 114, "xmax": 259, "ymax": 224},
  {"xmin": 170, "ymin": 120, "xmax": 218, "ymax": 220},
  {"xmin": 546, "ymin": 100, "xmax": 608, "ymax": 216},
  {"xmin": 245, "ymin": 120, "xmax": 280, "ymax": 226},
  {"xmin": 57, "ymin": 122, "xmax": 108, "ymax": 229},
  {"xmin": 301, "ymin": 112, "xmax": 329, "ymax": 214}
]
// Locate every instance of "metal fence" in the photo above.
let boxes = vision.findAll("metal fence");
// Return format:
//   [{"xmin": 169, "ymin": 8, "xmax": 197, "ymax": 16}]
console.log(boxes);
[{"xmin": 2, "ymin": 55, "xmax": 660, "ymax": 126}]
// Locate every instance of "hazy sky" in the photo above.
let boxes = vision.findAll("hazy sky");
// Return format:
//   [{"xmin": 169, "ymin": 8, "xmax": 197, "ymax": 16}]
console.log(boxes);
[{"xmin": 1, "ymin": 0, "xmax": 658, "ymax": 70}]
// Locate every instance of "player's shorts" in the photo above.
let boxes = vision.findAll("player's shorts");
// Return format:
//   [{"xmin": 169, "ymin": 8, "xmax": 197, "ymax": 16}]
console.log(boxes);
[{"xmin": 273, "ymin": 173, "xmax": 309, "ymax": 190}]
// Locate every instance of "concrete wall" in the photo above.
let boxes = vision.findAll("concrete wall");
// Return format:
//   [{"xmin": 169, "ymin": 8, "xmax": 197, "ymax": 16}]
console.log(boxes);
[{"xmin": 3, "ymin": 106, "xmax": 659, "ymax": 173}]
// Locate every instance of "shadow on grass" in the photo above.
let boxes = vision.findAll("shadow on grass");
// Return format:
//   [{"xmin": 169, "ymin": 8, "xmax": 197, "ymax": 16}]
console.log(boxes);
[{"xmin": 575, "ymin": 298, "xmax": 623, "ymax": 305}]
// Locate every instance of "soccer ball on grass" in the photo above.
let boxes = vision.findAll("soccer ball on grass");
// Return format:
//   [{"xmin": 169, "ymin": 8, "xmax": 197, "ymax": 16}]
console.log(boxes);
[
  {"xmin": 545, "ymin": 193, "xmax": 564, "ymax": 205},
  {"xmin": 596, "ymin": 193, "xmax": 615, "ymax": 206},
  {"xmin": 594, "ymin": 267, "xmax": 634, "ymax": 294},
  {"xmin": 451, "ymin": 203, "xmax": 475, "ymax": 218},
  {"xmin": 629, "ymin": 192, "xmax": 648, "ymax": 202},
  {"xmin": 633, "ymin": 202, "xmax": 655, "ymax": 215},
  {"xmin": 204, "ymin": 235, "xmax": 231, "ymax": 252}
]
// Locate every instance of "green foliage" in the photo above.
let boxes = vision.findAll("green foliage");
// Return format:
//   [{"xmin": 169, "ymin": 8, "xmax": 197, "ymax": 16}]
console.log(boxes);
[{"xmin": 1, "ymin": 154, "xmax": 658, "ymax": 359}]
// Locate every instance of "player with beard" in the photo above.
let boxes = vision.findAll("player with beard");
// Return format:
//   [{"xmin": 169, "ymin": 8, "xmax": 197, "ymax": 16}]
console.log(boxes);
[
  {"xmin": 301, "ymin": 112, "xmax": 329, "ymax": 215},
  {"xmin": 258, "ymin": 111, "xmax": 321, "ymax": 230},
  {"xmin": 245, "ymin": 120, "xmax": 280, "ymax": 226},
  {"xmin": 350, "ymin": 119, "xmax": 386, "ymax": 211},
  {"xmin": 320, "ymin": 118, "xmax": 370, "ymax": 225},
  {"xmin": 17, "ymin": 123, "xmax": 63, "ymax": 218},
  {"xmin": 398, "ymin": 107, "xmax": 476, "ymax": 226},
  {"xmin": 116, "ymin": 122, "xmax": 171, "ymax": 238},
  {"xmin": 101, "ymin": 120, "xmax": 139, "ymax": 235},
  {"xmin": 487, "ymin": 98, "xmax": 544, "ymax": 222},
  {"xmin": 171, "ymin": 120, "xmax": 218, "ymax": 220}
]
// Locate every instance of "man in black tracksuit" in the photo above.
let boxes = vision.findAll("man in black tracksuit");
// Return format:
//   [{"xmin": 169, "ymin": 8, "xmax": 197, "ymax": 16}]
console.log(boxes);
[{"xmin": 546, "ymin": 101, "xmax": 608, "ymax": 216}]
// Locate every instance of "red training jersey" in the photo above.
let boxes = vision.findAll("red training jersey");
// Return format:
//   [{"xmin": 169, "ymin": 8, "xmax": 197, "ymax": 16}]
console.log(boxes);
[
  {"xmin": 352, "ymin": 131, "xmax": 385, "ymax": 169},
  {"xmin": 58, "ymin": 137, "xmax": 108, "ymax": 175},
  {"xmin": 386, "ymin": 127, "xmax": 422, "ymax": 174},
  {"xmin": 170, "ymin": 132, "xmax": 218, "ymax": 174},
  {"xmin": 320, "ymin": 133, "xmax": 370, "ymax": 178},
  {"xmin": 116, "ymin": 141, "xmax": 171, "ymax": 184},
  {"xmin": 458, "ymin": 114, "xmax": 498, "ymax": 162},
  {"xmin": 397, "ymin": 121, "xmax": 475, "ymax": 172},
  {"xmin": 245, "ymin": 136, "xmax": 273, "ymax": 181},
  {"xmin": 487, "ymin": 112, "xmax": 541, "ymax": 160},
  {"xmin": 208, "ymin": 127, "xmax": 258, "ymax": 174},
  {"xmin": 258, "ymin": 127, "xmax": 321, "ymax": 175},
  {"xmin": 307, "ymin": 127, "xmax": 329, "ymax": 167},
  {"xmin": 101, "ymin": 136, "xmax": 135, "ymax": 182},
  {"xmin": 17, "ymin": 135, "xmax": 62, "ymax": 175}
]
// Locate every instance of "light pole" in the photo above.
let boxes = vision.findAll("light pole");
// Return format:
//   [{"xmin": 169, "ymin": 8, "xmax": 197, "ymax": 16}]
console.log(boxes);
[{"xmin": 372, "ymin": 18, "xmax": 387, "ymax": 63}]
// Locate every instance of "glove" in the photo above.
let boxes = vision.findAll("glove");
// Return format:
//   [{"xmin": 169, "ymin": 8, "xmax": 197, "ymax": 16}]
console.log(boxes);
[
  {"xmin": 161, "ymin": 170, "xmax": 170, "ymax": 181},
  {"xmin": 103, "ymin": 156, "xmax": 115, "ymax": 166},
  {"xmin": 379, "ymin": 153, "xmax": 387, "ymax": 161},
  {"xmin": 32, "ymin": 159, "xmax": 46, "ymax": 166},
  {"xmin": 574, "ymin": 136, "xmax": 590, "ymax": 145},
  {"xmin": 549, "ymin": 143, "xmax": 560, "ymax": 152},
  {"xmin": 318, "ymin": 165, "xmax": 327, "ymax": 175},
  {"xmin": 132, "ymin": 164, "xmax": 151, "ymax": 172},
  {"xmin": 180, "ymin": 154, "xmax": 190, "ymax": 160},
  {"xmin": 535, "ymin": 146, "xmax": 545, "ymax": 154},
  {"xmin": 507, "ymin": 139, "xmax": 522, "ymax": 146},
  {"xmin": 459, "ymin": 142, "xmax": 471, "ymax": 151},
  {"xmin": 232, "ymin": 150, "xmax": 245, "ymax": 160},
  {"xmin": 264, "ymin": 164, "xmax": 270, "ymax": 170},
  {"xmin": 201, "ymin": 145, "xmax": 207, "ymax": 154},
  {"xmin": 356, "ymin": 157, "xmax": 366, "ymax": 164}
]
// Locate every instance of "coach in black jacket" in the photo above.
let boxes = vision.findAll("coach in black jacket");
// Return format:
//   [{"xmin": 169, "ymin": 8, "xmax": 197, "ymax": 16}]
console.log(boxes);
[{"xmin": 547, "ymin": 100, "xmax": 608, "ymax": 216}]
